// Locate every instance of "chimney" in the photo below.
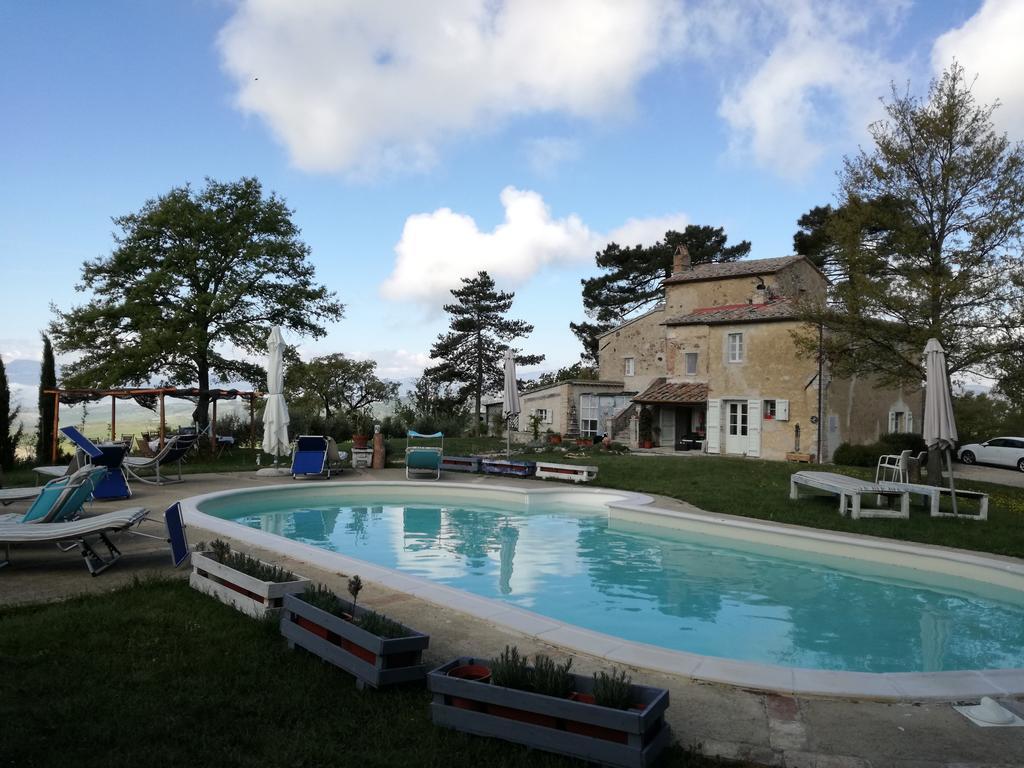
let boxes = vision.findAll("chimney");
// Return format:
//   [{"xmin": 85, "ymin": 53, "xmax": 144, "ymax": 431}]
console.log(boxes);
[{"xmin": 672, "ymin": 245, "xmax": 690, "ymax": 274}]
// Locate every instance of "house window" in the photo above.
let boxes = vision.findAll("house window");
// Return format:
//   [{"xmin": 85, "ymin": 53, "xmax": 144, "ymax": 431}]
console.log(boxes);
[
  {"xmin": 533, "ymin": 408, "xmax": 549, "ymax": 423},
  {"xmin": 764, "ymin": 400, "xmax": 776, "ymax": 419},
  {"xmin": 684, "ymin": 352, "xmax": 698, "ymax": 376},
  {"xmin": 579, "ymin": 394, "xmax": 599, "ymax": 436},
  {"xmin": 624, "ymin": 357, "xmax": 635, "ymax": 377},
  {"xmin": 727, "ymin": 333, "xmax": 744, "ymax": 363}
]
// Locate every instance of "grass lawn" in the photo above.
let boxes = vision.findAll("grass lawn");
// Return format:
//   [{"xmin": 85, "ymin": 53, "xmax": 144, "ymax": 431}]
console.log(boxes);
[{"xmin": 0, "ymin": 578, "xmax": 749, "ymax": 768}]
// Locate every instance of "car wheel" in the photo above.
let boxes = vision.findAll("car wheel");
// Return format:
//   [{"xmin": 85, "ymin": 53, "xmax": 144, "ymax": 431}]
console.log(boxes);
[
  {"xmin": 1018, "ymin": 457, "xmax": 1024, "ymax": 473},
  {"xmin": 960, "ymin": 451, "xmax": 976, "ymax": 465}
]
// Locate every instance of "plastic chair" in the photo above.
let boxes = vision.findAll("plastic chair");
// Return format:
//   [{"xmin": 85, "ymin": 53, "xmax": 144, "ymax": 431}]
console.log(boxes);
[{"xmin": 875, "ymin": 449, "xmax": 912, "ymax": 483}]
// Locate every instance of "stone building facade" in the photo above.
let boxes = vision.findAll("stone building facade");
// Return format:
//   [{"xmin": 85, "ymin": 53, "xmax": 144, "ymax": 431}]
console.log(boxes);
[{"xmin": 590, "ymin": 249, "xmax": 921, "ymax": 461}]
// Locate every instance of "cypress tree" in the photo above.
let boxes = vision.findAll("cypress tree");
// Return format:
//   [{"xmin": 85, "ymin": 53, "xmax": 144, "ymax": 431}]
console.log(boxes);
[
  {"xmin": 36, "ymin": 334, "xmax": 57, "ymax": 462},
  {"xmin": 0, "ymin": 357, "xmax": 22, "ymax": 470}
]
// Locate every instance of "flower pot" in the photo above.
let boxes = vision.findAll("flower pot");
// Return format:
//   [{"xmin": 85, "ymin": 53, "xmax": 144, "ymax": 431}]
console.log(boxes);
[
  {"xmin": 190, "ymin": 551, "xmax": 310, "ymax": 619},
  {"xmin": 446, "ymin": 664, "xmax": 491, "ymax": 711},
  {"xmin": 575, "ymin": 438, "xmax": 593, "ymax": 447},
  {"xmin": 281, "ymin": 594, "xmax": 429, "ymax": 689},
  {"xmin": 548, "ymin": 435, "xmax": 562, "ymax": 445},
  {"xmin": 428, "ymin": 657, "xmax": 671, "ymax": 768},
  {"xmin": 641, "ymin": 440, "xmax": 653, "ymax": 449},
  {"xmin": 352, "ymin": 434, "xmax": 369, "ymax": 450}
]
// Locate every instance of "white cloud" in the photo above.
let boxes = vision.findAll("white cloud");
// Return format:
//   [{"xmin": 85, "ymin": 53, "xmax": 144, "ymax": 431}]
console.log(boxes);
[
  {"xmin": 523, "ymin": 137, "xmax": 582, "ymax": 176},
  {"xmin": 716, "ymin": 1, "xmax": 906, "ymax": 178},
  {"xmin": 932, "ymin": 0, "xmax": 1024, "ymax": 138},
  {"xmin": 380, "ymin": 187, "xmax": 685, "ymax": 306},
  {"xmin": 218, "ymin": 0, "xmax": 685, "ymax": 175}
]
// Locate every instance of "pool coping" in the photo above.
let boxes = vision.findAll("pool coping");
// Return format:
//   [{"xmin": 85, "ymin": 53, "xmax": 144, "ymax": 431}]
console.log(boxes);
[{"xmin": 178, "ymin": 479, "xmax": 1024, "ymax": 702}]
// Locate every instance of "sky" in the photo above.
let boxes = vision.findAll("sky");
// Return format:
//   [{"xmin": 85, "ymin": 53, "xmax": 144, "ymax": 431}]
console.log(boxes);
[{"xmin": 2, "ymin": 0, "xmax": 1023, "ymax": 387}]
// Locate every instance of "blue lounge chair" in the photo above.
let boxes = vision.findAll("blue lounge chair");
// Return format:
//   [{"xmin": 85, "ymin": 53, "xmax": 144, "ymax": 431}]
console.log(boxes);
[
  {"xmin": 35, "ymin": 426, "xmax": 131, "ymax": 499},
  {"xmin": 0, "ymin": 466, "xmax": 107, "ymax": 525},
  {"xmin": 406, "ymin": 430, "xmax": 443, "ymax": 480},
  {"xmin": 123, "ymin": 433, "xmax": 198, "ymax": 485},
  {"xmin": 292, "ymin": 435, "xmax": 335, "ymax": 479}
]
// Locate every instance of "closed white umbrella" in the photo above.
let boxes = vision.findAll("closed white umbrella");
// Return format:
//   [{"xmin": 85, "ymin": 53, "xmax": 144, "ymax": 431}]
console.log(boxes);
[
  {"xmin": 502, "ymin": 349, "xmax": 521, "ymax": 459},
  {"xmin": 923, "ymin": 338, "xmax": 958, "ymax": 514},
  {"xmin": 262, "ymin": 326, "xmax": 291, "ymax": 465}
]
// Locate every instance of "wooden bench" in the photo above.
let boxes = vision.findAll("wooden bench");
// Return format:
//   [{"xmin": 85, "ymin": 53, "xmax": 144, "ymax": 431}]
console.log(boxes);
[
  {"xmin": 790, "ymin": 471, "xmax": 909, "ymax": 520},
  {"xmin": 534, "ymin": 462, "xmax": 599, "ymax": 483}
]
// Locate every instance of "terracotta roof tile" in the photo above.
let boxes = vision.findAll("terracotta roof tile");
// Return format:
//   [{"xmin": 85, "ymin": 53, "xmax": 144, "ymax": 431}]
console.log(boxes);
[
  {"xmin": 663, "ymin": 255, "xmax": 805, "ymax": 285},
  {"xmin": 633, "ymin": 379, "xmax": 709, "ymax": 404},
  {"xmin": 665, "ymin": 299, "xmax": 797, "ymax": 326}
]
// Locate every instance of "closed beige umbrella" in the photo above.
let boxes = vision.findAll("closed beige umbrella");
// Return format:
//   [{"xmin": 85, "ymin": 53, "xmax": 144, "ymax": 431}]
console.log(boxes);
[{"xmin": 923, "ymin": 339, "xmax": 958, "ymax": 515}]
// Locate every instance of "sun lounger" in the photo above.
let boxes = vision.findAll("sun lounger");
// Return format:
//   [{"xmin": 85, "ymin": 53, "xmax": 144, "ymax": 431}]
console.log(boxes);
[
  {"xmin": 877, "ymin": 481, "xmax": 989, "ymax": 520},
  {"xmin": 790, "ymin": 470, "xmax": 909, "ymax": 519},
  {"xmin": 406, "ymin": 430, "xmax": 443, "ymax": 480},
  {"xmin": 0, "ymin": 466, "xmax": 107, "ymax": 525},
  {"xmin": 291, "ymin": 435, "xmax": 336, "ymax": 479},
  {"xmin": 123, "ymin": 433, "xmax": 197, "ymax": 484},
  {"xmin": 0, "ymin": 487, "xmax": 43, "ymax": 506},
  {"xmin": 0, "ymin": 507, "xmax": 149, "ymax": 575}
]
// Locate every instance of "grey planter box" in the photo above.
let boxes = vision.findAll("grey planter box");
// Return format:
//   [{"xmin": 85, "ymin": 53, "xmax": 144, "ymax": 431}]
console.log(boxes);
[
  {"xmin": 441, "ymin": 455, "xmax": 481, "ymax": 473},
  {"xmin": 280, "ymin": 593, "xmax": 429, "ymax": 689},
  {"xmin": 428, "ymin": 657, "xmax": 671, "ymax": 768},
  {"xmin": 190, "ymin": 551, "xmax": 310, "ymax": 619}
]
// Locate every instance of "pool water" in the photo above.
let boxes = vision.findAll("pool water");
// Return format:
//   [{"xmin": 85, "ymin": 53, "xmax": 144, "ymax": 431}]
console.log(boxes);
[{"xmin": 213, "ymin": 494, "xmax": 1024, "ymax": 673}]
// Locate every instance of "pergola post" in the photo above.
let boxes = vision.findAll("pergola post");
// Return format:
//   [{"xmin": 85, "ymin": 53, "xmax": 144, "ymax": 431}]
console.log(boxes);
[
  {"xmin": 211, "ymin": 398, "xmax": 218, "ymax": 452},
  {"xmin": 110, "ymin": 395, "xmax": 116, "ymax": 443},
  {"xmin": 159, "ymin": 392, "xmax": 166, "ymax": 449},
  {"xmin": 249, "ymin": 395, "xmax": 256, "ymax": 449}
]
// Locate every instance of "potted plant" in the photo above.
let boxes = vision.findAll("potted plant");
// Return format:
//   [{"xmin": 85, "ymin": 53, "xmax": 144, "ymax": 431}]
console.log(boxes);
[
  {"xmin": 528, "ymin": 412, "xmax": 543, "ymax": 442},
  {"xmin": 546, "ymin": 430, "xmax": 562, "ymax": 445},
  {"xmin": 428, "ymin": 646, "xmax": 671, "ymax": 768},
  {"xmin": 638, "ymin": 408, "xmax": 654, "ymax": 449},
  {"xmin": 280, "ymin": 575, "xmax": 429, "ymax": 690},
  {"xmin": 190, "ymin": 539, "xmax": 310, "ymax": 619},
  {"xmin": 351, "ymin": 412, "xmax": 372, "ymax": 450}
]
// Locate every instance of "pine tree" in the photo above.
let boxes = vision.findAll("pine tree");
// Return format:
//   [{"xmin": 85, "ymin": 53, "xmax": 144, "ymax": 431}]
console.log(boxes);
[
  {"xmin": 571, "ymin": 226, "xmax": 750, "ymax": 362},
  {"xmin": 36, "ymin": 334, "xmax": 57, "ymax": 462},
  {"xmin": 426, "ymin": 272, "xmax": 544, "ymax": 434},
  {"xmin": 0, "ymin": 357, "xmax": 23, "ymax": 470}
]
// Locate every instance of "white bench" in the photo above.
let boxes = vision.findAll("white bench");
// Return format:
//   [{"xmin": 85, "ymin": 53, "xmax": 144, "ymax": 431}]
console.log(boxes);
[
  {"xmin": 534, "ymin": 462, "xmax": 599, "ymax": 483},
  {"xmin": 877, "ymin": 481, "xmax": 989, "ymax": 521},
  {"xmin": 790, "ymin": 471, "xmax": 909, "ymax": 520}
]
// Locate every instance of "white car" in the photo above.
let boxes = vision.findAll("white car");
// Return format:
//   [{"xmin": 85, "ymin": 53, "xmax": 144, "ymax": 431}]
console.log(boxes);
[{"xmin": 957, "ymin": 437, "xmax": 1024, "ymax": 472}]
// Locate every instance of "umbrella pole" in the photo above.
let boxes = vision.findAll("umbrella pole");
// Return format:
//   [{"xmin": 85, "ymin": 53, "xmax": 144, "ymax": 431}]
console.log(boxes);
[
  {"xmin": 946, "ymin": 447, "xmax": 958, "ymax": 517},
  {"xmin": 506, "ymin": 417, "xmax": 511, "ymax": 460}
]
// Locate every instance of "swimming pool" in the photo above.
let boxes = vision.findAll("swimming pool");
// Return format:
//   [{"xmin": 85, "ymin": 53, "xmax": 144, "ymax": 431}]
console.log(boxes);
[{"xmin": 184, "ymin": 482, "xmax": 1024, "ymax": 697}]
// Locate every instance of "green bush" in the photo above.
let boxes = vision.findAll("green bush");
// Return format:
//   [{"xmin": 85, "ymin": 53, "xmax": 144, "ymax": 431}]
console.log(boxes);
[
  {"xmin": 877, "ymin": 432, "xmax": 926, "ymax": 455},
  {"xmin": 832, "ymin": 443, "xmax": 878, "ymax": 467},
  {"xmin": 832, "ymin": 433, "xmax": 927, "ymax": 467}
]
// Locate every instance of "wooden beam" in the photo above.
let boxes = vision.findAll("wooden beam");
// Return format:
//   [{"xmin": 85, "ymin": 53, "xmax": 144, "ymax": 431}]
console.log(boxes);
[
  {"xmin": 111, "ymin": 395, "xmax": 116, "ymax": 443},
  {"xmin": 159, "ymin": 393, "xmax": 166, "ymax": 450},
  {"xmin": 211, "ymin": 399, "xmax": 217, "ymax": 452}
]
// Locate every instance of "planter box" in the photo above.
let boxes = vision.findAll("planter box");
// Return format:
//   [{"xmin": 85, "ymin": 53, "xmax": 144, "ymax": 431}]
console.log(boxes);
[
  {"xmin": 190, "ymin": 551, "xmax": 310, "ymax": 619},
  {"xmin": 480, "ymin": 459, "xmax": 536, "ymax": 478},
  {"xmin": 351, "ymin": 448, "xmax": 374, "ymax": 468},
  {"xmin": 441, "ymin": 455, "xmax": 481, "ymax": 473},
  {"xmin": 428, "ymin": 657, "xmax": 670, "ymax": 768},
  {"xmin": 281, "ymin": 593, "xmax": 429, "ymax": 690},
  {"xmin": 535, "ymin": 462, "xmax": 599, "ymax": 483}
]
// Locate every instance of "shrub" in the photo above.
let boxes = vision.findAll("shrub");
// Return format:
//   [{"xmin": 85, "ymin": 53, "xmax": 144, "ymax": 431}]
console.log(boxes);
[
  {"xmin": 877, "ymin": 432, "xmax": 927, "ymax": 455},
  {"xmin": 832, "ymin": 433, "xmax": 927, "ymax": 467},
  {"xmin": 592, "ymin": 668, "xmax": 633, "ymax": 710},
  {"xmin": 532, "ymin": 655, "xmax": 574, "ymax": 698},
  {"xmin": 490, "ymin": 645, "xmax": 532, "ymax": 691},
  {"xmin": 832, "ymin": 443, "xmax": 878, "ymax": 467},
  {"xmin": 204, "ymin": 539, "xmax": 296, "ymax": 583}
]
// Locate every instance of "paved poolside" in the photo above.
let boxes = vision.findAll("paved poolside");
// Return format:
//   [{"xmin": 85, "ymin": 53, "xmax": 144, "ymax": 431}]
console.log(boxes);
[{"xmin": 2, "ymin": 468, "xmax": 1022, "ymax": 768}]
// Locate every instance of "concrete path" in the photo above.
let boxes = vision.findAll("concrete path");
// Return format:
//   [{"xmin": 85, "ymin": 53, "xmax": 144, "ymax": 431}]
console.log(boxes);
[{"xmin": 1, "ymin": 468, "xmax": 1022, "ymax": 768}]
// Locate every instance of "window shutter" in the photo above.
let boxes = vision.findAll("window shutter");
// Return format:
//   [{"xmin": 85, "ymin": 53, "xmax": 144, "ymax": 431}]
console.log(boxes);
[
  {"xmin": 888, "ymin": 411, "xmax": 896, "ymax": 433},
  {"xmin": 746, "ymin": 399, "xmax": 761, "ymax": 457},
  {"xmin": 776, "ymin": 399, "xmax": 789, "ymax": 421},
  {"xmin": 706, "ymin": 399, "xmax": 721, "ymax": 454},
  {"xmin": 906, "ymin": 411, "xmax": 913, "ymax": 432}
]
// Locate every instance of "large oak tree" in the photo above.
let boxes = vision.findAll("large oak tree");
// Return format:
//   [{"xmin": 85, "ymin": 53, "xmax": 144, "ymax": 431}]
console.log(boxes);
[{"xmin": 50, "ymin": 178, "xmax": 344, "ymax": 428}]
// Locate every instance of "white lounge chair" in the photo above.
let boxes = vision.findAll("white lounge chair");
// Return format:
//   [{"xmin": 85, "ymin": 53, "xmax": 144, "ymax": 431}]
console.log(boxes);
[
  {"xmin": 790, "ymin": 471, "xmax": 910, "ymax": 519},
  {"xmin": 124, "ymin": 434, "xmax": 197, "ymax": 484},
  {"xmin": 0, "ymin": 507, "xmax": 149, "ymax": 575}
]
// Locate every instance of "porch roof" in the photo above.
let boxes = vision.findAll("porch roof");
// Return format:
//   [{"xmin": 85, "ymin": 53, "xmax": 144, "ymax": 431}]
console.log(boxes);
[{"xmin": 633, "ymin": 378, "xmax": 709, "ymax": 405}]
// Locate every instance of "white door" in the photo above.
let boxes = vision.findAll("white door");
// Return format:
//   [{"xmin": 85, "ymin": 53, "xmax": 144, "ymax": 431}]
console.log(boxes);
[
  {"xmin": 659, "ymin": 407, "xmax": 676, "ymax": 447},
  {"xmin": 706, "ymin": 400, "xmax": 721, "ymax": 454},
  {"xmin": 725, "ymin": 401, "xmax": 748, "ymax": 455}
]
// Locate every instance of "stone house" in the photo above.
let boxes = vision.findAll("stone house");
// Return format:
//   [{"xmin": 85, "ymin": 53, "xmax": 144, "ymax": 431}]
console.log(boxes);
[
  {"xmin": 585, "ymin": 248, "xmax": 922, "ymax": 461},
  {"xmin": 514, "ymin": 380, "xmax": 630, "ymax": 441}
]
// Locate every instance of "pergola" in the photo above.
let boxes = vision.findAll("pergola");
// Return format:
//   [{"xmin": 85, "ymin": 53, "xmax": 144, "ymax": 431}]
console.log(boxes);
[{"xmin": 43, "ymin": 387, "xmax": 261, "ymax": 462}]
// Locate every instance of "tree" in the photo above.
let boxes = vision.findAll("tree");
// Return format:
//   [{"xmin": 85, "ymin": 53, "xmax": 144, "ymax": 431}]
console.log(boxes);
[
  {"xmin": 35, "ymin": 334, "xmax": 57, "ymax": 462},
  {"xmin": 796, "ymin": 64, "xmax": 1024, "ymax": 384},
  {"xmin": 49, "ymin": 178, "xmax": 344, "ymax": 428},
  {"xmin": 0, "ymin": 357, "xmax": 22, "ymax": 470},
  {"xmin": 530, "ymin": 362, "xmax": 598, "ymax": 389},
  {"xmin": 571, "ymin": 225, "xmax": 751, "ymax": 362},
  {"xmin": 953, "ymin": 390, "xmax": 1024, "ymax": 444},
  {"xmin": 425, "ymin": 271, "xmax": 543, "ymax": 434},
  {"xmin": 286, "ymin": 354, "xmax": 398, "ymax": 419}
]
